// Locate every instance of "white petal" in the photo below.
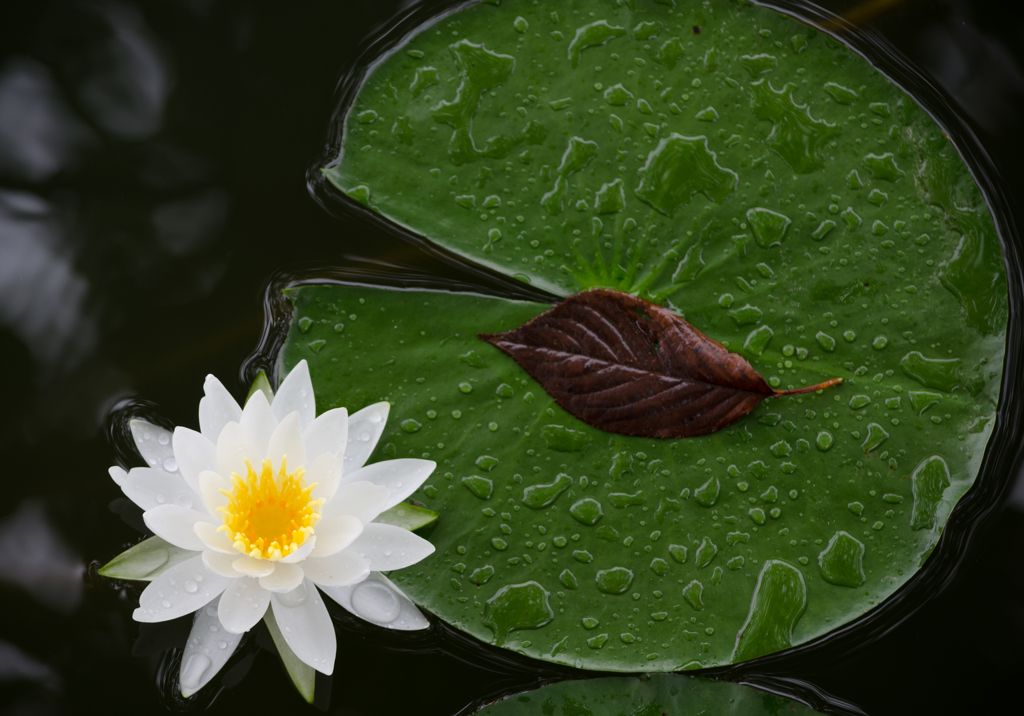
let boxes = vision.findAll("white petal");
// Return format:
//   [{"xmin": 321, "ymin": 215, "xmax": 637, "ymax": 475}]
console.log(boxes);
[
  {"xmin": 216, "ymin": 422, "xmax": 261, "ymax": 480},
  {"xmin": 342, "ymin": 459, "xmax": 435, "ymax": 510},
  {"xmin": 309, "ymin": 515, "xmax": 363, "ymax": 558},
  {"xmin": 272, "ymin": 360, "xmax": 315, "ymax": 432},
  {"xmin": 344, "ymin": 402, "xmax": 390, "ymax": 473},
  {"xmin": 259, "ymin": 562, "xmax": 304, "ymax": 593},
  {"xmin": 173, "ymin": 427, "xmax": 218, "ymax": 495},
  {"xmin": 307, "ymin": 453, "xmax": 341, "ymax": 503},
  {"xmin": 179, "ymin": 595, "xmax": 243, "ymax": 697},
  {"xmin": 279, "ymin": 538, "xmax": 316, "ymax": 563},
  {"xmin": 199, "ymin": 375, "xmax": 242, "ymax": 444},
  {"xmin": 266, "ymin": 412, "xmax": 305, "ymax": 474},
  {"xmin": 122, "ymin": 467, "xmax": 201, "ymax": 512},
  {"xmin": 131, "ymin": 419, "xmax": 180, "ymax": 475},
  {"xmin": 218, "ymin": 577, "xmax": 270, "ymax": 634},
  {"xmin": 301, "ymin": 550, "xmax": 370, "ymax": 587},
  {"xmin": 322, "ymin": 481, "xmax": 391, "ymax": 523},
  {"xmin": 198, "ymin": 470, "xmax": 230, "ymax": 516},
  {"xmin": 134, "ymin": 555, "xmax": 230, "ymax": 623},
  {"xmin": 232, "ymin": 556, "xmax": 274, "ymax": 577},
  {"xmin": 270, "ymin": 580, "xmax": 335, "ymax": 674},
  {"xmin": 347, "ymin": 523, "xmax": 434, "ymax": 571},
  {"xmin": 195, "ymin": 522, "xmax": 235, "ymax": 554},
  {"xmin": 108, "ymin": 465, "xmax": 128, "ymax": 487},
  {"xmin": 143, "ymin": 506, "xmax": 216, "ymax": 552},
  {"xmin": 239, "ymin": 389, "xmax": 277, "ymax": 457},
  {"xmin": 320, "ymin": 572, "xmax": 429, "ymax": 630},
  {"xmin": 202, "ymin": 550, "xmax": 239, "ymax": 578},
  {"xmin": 303, "ymin": 408, "xmax": 348, "ymax": 462}
]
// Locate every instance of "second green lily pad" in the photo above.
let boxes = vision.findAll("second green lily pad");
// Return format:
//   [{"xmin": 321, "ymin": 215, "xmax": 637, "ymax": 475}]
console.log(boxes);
[{"xmin": 474, "ymin": 674, "xmax": 822, "ymax": 715}]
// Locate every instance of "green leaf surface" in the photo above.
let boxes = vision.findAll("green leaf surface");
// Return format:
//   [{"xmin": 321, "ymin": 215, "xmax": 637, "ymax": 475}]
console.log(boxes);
[
  {"xmin": 281, "ymin": 282, "xmax": 998, "ymax": 670},
  {"xmin": 265, "ymin": 606, "xmax": 316, "ymax": 703},
  {"xmin": 375, "ymin": 502, "xmax": 439, "ymax": 531},
  {"xmin": 98, "ymin": 536, "xmax": 195, "ymax": 581},
  {"xmin": 304, "ymin": 0, "xmax": 1007, "ymax": 672},
  {"xmin": 327, "ymin": 0, "xmax": 1006, "ymax": 338},
  {"xmin": 474, "ymin": 674, "xmax": 821, "ymax": 715}
]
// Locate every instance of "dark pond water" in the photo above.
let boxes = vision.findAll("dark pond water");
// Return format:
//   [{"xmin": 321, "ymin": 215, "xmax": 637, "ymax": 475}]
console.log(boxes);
[{"xmin": 2, "ymin": 1, "xmax": 1024, "ymax": 714}]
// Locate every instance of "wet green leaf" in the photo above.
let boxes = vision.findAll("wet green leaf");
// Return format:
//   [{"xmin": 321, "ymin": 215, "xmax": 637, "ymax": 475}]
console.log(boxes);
[
  {"xmin": 474, "ymin": 674, "xmax": 821, "ymax": 715},
  {"xmin": 281, "ymin": 282, "xmax": 997, "ymax": 670},
  {"xmin": 98, "ymin": 536, "xmax": 195, "ymax": 581}
]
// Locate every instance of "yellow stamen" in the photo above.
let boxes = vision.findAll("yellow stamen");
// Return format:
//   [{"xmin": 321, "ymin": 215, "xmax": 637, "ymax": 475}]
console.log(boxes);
[{"xmin": 220, "ymin": 457, "xmax": 323, "ymax": 560}]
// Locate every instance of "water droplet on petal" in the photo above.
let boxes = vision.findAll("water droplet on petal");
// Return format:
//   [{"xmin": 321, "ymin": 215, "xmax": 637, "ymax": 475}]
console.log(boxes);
[
  {"xmin": 164, "ymin": 458, "xmax": 178, "ymax": 472},
  {"xmin": 351, "ymin": 581, "xmax": 402, "ymax": 624},
  {"xmin": 184, "ymin": 580, "xmax": 198, "ymax": 593}
]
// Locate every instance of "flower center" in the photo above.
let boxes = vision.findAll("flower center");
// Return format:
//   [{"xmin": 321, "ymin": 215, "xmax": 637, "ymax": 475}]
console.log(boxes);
[{"xmin": 218, "ymin": 457, "xmax": 323, "ymax": 560}]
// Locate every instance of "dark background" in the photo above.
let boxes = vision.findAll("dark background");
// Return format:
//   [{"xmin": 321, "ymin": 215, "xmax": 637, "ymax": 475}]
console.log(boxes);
[{"xmin": 1, "ymin": 1, "xmax": 1023, "ymax": 714}]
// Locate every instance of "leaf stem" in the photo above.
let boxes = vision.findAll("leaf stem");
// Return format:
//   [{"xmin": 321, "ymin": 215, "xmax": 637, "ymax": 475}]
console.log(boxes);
[{"xmin": 773, "ymin": 377, "xmax": 844, "ymax": 396}]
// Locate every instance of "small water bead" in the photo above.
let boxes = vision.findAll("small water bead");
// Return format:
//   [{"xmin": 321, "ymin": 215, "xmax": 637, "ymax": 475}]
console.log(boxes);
[
  {"xmin": 184, "ymin": 580, "xmax": 198, "ymax": 594},
  {"xmin": 351, "ymin": 580, "xmax": 402, "ymax": 624},
  {"xmin": 458, "ymin": 382, "xmax": 473, "ymax": 394},
  {"xmin": 849, "ymin": 395, "xmax": 871, "ymax": 410}
]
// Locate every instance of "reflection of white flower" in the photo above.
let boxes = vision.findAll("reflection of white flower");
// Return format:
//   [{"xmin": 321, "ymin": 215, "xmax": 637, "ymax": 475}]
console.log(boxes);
[{"xmin": 107, "ymin": 360, "xmax": 435, "ymax": 696}]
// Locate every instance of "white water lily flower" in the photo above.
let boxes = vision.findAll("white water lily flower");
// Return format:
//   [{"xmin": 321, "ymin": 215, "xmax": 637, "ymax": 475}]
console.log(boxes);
[{"xmin": 109, "ymin": 360, "xmax": 435, "ymax": 696}]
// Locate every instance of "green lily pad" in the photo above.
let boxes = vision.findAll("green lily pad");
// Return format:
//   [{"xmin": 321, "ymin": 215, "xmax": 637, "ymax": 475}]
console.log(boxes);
[
  {"xmin": 99, "ymin": 536, "xmax": 195, "ymax": 581},
  {"xmin": 324, "ymin": 0, "xmax": 1007, "ymax": 341},
  {"xmin": 473, "ymin": 674, "xmax": 821, "ymax": 715},
  {"xmin": 303, "ymin": 0, "xmax": 1006, "ymax": 672},
  {"xmin": 279, "ymin": 282, "xmax": 999, "ymax": 670}
]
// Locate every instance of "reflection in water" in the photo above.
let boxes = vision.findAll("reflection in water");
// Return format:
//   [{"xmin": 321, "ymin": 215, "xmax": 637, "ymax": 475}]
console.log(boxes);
[
  {"xmin": 153, "ymin": 188, "xmax": 228, "ymax": 257},
  {"xmin": 0, "ymin": 640, "xmax": 60, "ymax": 690},
  {"xmin": 49, "ymin": 0, "xmax": 173, "ymax": 141},
  {"xmin": 911, "ymin": 1, "xmax": 1024, "ymax": 137},
  {"xmin": 0, "ymin": 192, "xmax": 96, "ymax": 377},
  {"xmin": 0, "ymin": 501, "xmax": 83, "ymax": 615},
  {"xmin": 0, "ymin": 59, "xmax": 94, "ymax": 183}
]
